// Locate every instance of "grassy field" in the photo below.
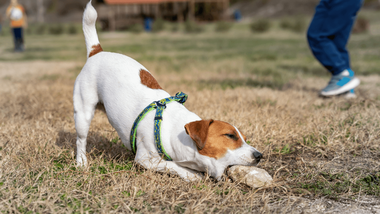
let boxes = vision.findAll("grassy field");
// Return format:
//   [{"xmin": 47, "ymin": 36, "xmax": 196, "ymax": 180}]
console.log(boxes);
[{"xmin": 1, "ymin": 12, "xmax": 380, "ymax": 213}]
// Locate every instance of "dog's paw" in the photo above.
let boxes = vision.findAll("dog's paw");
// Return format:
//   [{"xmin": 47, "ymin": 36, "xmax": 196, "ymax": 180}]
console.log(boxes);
[
  {"xmin": 76, "ymin": 157, "xmax": 88, "ymax": 167},
  {"xmin": 183, "ymin": 172, "xmax": 203, "ymax": 182}
]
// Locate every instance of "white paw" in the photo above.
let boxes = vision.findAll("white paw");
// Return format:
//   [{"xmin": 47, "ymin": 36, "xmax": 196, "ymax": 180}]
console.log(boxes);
[
  {"xmin": 76, "ymin": 156, "xmax": 87, "ymax": 167},
  {"xmin": 183, "ymin": 172, "xmax": 203, "ymax": 182}
]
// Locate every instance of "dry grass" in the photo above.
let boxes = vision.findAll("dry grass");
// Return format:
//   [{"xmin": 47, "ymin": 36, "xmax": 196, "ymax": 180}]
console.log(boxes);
[
  {"xmin": 1, "ymin": 15, "xmax": 380, "ymax": 212},
  {"xmin": 1, "ymin": 60, "xmax": 380, "ymax": 213}
]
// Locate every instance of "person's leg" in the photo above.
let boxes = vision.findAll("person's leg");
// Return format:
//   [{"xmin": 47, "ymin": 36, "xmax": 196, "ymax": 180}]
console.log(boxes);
[
  {"xmin": 307, "ymin": 0, "xmax": 362, "ymax": 75},
  {"xmin": 332, "ymin": 0, "xmax": 363, "ymax": 71},
  {"xmin": 13, "ymin": 28, "xmax": 21, "ymax": 51},
  {"xmin": 18, "ymin": 27, "xmax": 24, "ymax": 51},
  {"xmin": 12, "ymin": 28, "xmax": 17, "ymax": 51},
  {"xmin": 13, "ymin": 27, "xmax": 24, "ymax": 52},
  {"xmin": 307, "ymin": 0, "xmax": 362, "ymax": 96},
  {"xmin": 327, "ymin": 2, "xmax": 361, "ymax": 98}
]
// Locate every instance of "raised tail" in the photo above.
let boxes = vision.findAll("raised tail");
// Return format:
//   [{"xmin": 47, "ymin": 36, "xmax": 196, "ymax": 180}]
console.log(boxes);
[{"xmin": 83, "ymin": 0, "xmax": 102, "ymax": 58}]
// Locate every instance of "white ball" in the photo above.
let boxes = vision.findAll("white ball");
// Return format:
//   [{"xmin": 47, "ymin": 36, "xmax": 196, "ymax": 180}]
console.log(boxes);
[{"xmin": 10, "ymin": 8, "xmax": 23, "ymax": 21}]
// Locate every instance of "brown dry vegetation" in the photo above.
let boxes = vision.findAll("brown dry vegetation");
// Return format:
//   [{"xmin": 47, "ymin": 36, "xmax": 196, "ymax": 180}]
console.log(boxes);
[{"xmin": 1, "ymin": 15, "xmax": 380, "ymax": 213}]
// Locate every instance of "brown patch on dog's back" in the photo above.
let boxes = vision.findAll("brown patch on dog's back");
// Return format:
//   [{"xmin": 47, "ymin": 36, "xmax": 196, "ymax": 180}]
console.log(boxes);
[
  {"xmin": 89, "ymin": 44, "xmax": 103, "ymax": 57},
  {"xmin": 185, "ymin": 120, "xmax": 244, "ymax": 159},
  {"xmin": 139, "ymin": 69, "xmax": 162, "ymax": 89}
]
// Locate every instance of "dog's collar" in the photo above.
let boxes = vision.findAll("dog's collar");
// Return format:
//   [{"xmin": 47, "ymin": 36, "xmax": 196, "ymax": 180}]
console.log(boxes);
[{"xmin": 130, "ymin": 92, "xmax": 188, "ymax": 161}]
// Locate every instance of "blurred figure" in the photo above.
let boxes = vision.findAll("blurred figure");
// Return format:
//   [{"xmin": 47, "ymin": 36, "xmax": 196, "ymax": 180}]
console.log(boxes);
[
  {"xmin": 144, "ymin": 17, "xmax": 152, "ymax": 32},
  {"xmin": 6, "ymin": 0, "xmax": 27, "ymax": 52},
  {"xmin": 307, "ymin": 0, "xmax": 363, "ymax": 97},
  {"xmin": 233, "ymin": 10, "xmax": 242, "ymax": 22}
]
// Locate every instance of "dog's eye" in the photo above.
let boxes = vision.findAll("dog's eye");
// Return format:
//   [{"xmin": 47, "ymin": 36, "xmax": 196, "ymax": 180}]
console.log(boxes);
[{"xmin": 224, "ymin": 134, "xmax": 238, "ymax": 141}]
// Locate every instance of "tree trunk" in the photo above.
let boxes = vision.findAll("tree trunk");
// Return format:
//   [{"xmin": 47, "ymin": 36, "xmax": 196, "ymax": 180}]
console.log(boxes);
[{"xmin": 188, "ymin": 0, "xmax": 195, "ymax": 20}]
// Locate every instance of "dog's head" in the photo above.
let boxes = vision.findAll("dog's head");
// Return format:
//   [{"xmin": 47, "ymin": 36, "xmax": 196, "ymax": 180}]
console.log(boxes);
[{"xmin": 184, "ymin": 119, "xmax": 262, "ymax": 179}]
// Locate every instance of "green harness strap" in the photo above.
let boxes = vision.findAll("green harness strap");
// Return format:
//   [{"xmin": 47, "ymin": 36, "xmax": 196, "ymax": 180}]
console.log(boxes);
[{"xmin": 130, "ymin": 92, "xmax": 188, "ymax": 161}]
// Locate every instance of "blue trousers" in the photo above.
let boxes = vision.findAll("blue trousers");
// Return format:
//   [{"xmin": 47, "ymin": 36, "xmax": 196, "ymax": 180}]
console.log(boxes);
[
  {"xmin": 12, "ymin": 27, "xmax": 24, "ymax": 51},
  {"xmin": 307, "ymin": 0, "xmax": 363, "ymax": 75}
]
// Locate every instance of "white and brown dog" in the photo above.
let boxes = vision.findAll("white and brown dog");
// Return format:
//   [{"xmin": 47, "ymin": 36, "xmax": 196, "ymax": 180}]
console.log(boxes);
[{"xmin": 73, "ymin": 1, "xmax": 262, "ymax": 181}]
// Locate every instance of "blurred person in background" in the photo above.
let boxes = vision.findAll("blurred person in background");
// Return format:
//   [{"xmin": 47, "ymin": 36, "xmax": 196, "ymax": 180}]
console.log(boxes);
[
  {"xmin": 307, "ymin": 0, "xmax": 363, "ymax": 98},
  {"xmin": 234, "ymin": 10, "xmax": 242, "ymax": 22},
  {"xmin": 6, "ymin": 0, "xmax": 27, "ymax": 52}
]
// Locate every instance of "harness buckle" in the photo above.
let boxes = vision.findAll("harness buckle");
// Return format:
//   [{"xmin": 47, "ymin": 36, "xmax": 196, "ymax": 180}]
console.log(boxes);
[{"xmin": 175, "ymin": 92, "xmax": 188, "ymax": 104}]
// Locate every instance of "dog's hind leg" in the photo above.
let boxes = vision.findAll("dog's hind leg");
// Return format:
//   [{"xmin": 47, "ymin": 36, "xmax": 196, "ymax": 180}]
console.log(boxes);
[{"xmin": 73, "ymin": 85, "xmax": 98, "ymax": 166}]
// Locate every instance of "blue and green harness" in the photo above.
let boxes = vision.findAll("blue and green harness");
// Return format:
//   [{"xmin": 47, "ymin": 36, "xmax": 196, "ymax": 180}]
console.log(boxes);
[{"xmin": 130, "ymin": 92, "xmax": 188, "ymax": 161}]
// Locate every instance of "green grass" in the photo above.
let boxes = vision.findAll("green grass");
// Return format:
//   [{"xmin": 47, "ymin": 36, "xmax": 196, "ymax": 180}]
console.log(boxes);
[
  {"xmin": 0, "ymin": 22, "xmax": 378, "ymax": 80},
  {"xmin": 298, "ymin": 171, "xmax": 380, "ymax": 198},
  {"xmin": 0, "ymin": 19, "xmax": 379, "ymax": 79}
]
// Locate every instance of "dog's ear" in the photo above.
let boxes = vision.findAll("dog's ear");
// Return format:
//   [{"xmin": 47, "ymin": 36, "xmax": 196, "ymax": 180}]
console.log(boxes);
[{"xmin": 184, "ymin": 119, "xmax": 214, "ymax": 150}]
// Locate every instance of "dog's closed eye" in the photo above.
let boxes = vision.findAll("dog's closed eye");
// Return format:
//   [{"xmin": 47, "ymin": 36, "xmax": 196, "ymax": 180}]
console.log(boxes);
[{"xmin": 224, "ymin": 133, "xmax": 239, "ymax": 141}]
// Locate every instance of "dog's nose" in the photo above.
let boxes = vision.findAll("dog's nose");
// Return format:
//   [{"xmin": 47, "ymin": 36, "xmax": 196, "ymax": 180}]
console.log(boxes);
[{"xmin": 253, "ymin": 151, "xmax": 263, "ymax": 162}]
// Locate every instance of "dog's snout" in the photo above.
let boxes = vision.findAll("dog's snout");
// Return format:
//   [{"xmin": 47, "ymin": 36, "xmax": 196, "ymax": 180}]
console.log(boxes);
[{"xmin": 253, "ymin": 151, "xmax": 263, "ymax": 162}]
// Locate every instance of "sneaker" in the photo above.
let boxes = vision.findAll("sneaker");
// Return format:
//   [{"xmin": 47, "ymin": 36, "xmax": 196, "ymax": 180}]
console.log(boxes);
[{"xmin": 320, "ymin": 69, "xmax": 360, "ymax": 96}]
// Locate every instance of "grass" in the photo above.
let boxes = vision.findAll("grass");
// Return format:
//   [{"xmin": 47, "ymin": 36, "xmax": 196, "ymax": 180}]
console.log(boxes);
[
  {"xmin": 0, "ymin": 10, "xmax": 380, "ymax": 212},
  {"xmin": 298, "ymin": 171, "xmax": 380, "ymax": 198}
]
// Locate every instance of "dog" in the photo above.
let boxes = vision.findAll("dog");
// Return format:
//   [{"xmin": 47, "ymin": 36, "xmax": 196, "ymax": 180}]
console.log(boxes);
[{"xmin": 73, "ymin": 1, "xmax": 263, "ymax": 181}]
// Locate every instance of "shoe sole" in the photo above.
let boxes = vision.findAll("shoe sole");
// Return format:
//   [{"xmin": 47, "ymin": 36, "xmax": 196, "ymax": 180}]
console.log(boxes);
[{"xmin": 320, "ymin": 78, "xmax": 360, "ymax": 97}]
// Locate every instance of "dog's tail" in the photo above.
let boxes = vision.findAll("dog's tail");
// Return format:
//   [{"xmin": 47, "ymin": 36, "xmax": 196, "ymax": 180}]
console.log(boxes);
[{"xmin": 83, "ymin": 0, "xmax": 102, "ymax": 58}]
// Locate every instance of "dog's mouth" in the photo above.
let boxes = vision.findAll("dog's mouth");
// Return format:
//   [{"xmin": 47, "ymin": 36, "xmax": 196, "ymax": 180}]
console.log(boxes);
[{"xmin": 227, "ymin": 160, "xmax": 260, "ymax": 169}]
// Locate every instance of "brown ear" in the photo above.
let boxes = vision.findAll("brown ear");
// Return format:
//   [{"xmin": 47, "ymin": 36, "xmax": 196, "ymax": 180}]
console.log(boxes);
[{"xmin": 184, "ymin": 119, "xmax": 214, "ymax": 150}]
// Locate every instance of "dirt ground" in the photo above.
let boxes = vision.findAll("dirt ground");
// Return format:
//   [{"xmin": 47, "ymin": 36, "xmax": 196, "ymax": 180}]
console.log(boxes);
[{"xmin": 1, "ymin": 59, "xmax": 380, "ymax": 213}]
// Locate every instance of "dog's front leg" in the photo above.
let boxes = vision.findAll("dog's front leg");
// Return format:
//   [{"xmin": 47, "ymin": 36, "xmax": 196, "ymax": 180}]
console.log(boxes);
[{"xmin": 135, "ymin": 148, "xmax": 203, "ymax": 182}]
